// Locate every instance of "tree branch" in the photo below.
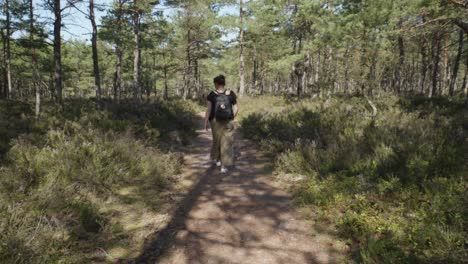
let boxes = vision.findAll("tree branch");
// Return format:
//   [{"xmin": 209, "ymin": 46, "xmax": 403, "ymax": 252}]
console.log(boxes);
[
  {"xmin": 446, "ymin": 0, "xmax": 468, "ymax": 8},
  {"xmin": 401, "ymin": 16, "xmax": 448, "ymax": 32},
  {"xmin": 453, "ymin": 19, "xmax": 468, "ymax": 34},
  {"xmin": 61, "ymin": 0, "xmax": 83, "ymax": 12}
]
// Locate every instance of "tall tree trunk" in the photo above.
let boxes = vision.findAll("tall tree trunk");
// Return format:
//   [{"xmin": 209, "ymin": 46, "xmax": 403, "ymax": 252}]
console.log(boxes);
[
  {"xmin": 184, "ymin": 27, "xmax": 192, "ymax": 100},
  {"xmin": 449, "ymin": 29, "xmax": 464, "ymax": 96},
  {"xmin": 252, "ymin": 43, "xmax": 258, "ymax": 92},
  {"xmin": 53, "ymin": 0, "xmax": 62, "ymax": 102},
  {"xmin": 30, "ymin": 0, "xmax": 40, "ymax": 118},
  {"xmin": 193, "ymin": 58, "xmax": 199, "ymax": 98},
  {"xmin": 1, "ymin": 32, "xmax": 5, "ymax": 98},
  {"xmin": 113, "ymin": 0, "xmax": 124, "ymax": 101},
  {"xmin": 442, "ymin": 33, "xmax": 450, "ymax": 95},
  {"xmin": 344, "ymin": 46, "xmax": 350, "ymax": 94},
  {"xmin": 260, "ymin": 61, "xmax": 265, "ymax": 94},
  {"xmin": 420, "ymin": 37, "xmax": 428, "ymax": 95},
  {"xmin": 409, "ymin": 53, "xmax": 416, "ymax": 93},
  {"xmin": 133, "ymin": 0, "xmax": 141, "ymax": 101},
  {"xmin": 396, "ymin": 34, "xmax": 405, "ymax": 94},
  {"xmin": 368, "ymin": 44, "xmax": 379, "ymax": 96},
  {"xmin": 115, "ymin": 47, "xmax": 122, "ymax": 101},
  {"xmin": 5, "ymin": 0, "xmax": 12, "ymax": 99},
  {"xmin": 329, "ymin": 47, "xmax": 336, "ymax": 94},
  {"xmin": 238, "ymin": 0, "xmax": 245, "ymax": 97},
  {"xmin": 162, "ymin": 51, "xmax": 168, "ymax": 99},
  {"xmin": 463, "ymin": 49, "xmax": 468, "ymax": 97},
  {"xmin": 303, "ymin": 53, "xmax": 311, "ymax": 94},
  {"xmin": 151, "ymin": 51, "xmax": 157, "ymax": 99},
  {"xmin": 89, "ymin": 0, "xmax": 101, "ymax": 100},
  {"xmin": 315, "ymin": 51, "xmax": 320, "ymax": 95},
  {"xmin": 294, "ymin": 61, "xmax": 303, "ymax": 98},
  {"xmin": 164, "ymin": 68, "xmax": 168, "ymax": 100},
  {"xmin": 430, "ymin": 32, "xmax": 441, "ymax": 98}
]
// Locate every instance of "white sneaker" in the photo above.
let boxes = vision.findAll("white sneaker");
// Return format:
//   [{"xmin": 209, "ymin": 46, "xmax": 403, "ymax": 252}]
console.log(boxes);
[
  {"xmin": 213, "ymin": 160, "xmax": 221, "ymax": 167},
  {"xmin": 220, "ymin": 167, "xmax": 228, "ymax": 174}
]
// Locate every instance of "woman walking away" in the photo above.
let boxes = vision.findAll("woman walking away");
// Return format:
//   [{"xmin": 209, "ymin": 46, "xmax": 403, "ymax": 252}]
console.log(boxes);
[{"xmin": 204, "ymin": 75, "xmax": 239, "ymax": 174}]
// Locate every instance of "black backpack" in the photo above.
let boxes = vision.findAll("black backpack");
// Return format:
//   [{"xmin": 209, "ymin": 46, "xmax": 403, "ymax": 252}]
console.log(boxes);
[{"xmin": 214, "ymin": 91, "xmax": 233, "ymax": 121}]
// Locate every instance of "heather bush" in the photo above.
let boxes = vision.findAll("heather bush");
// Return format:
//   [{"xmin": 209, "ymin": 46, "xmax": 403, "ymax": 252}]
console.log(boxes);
[
  {"xmin": 241, "ymin": 96, "xmax": 467, "ymax": 263},
  {"xmin": 0, "ymin": 99, "xmax": 197, "ymax": 263}
]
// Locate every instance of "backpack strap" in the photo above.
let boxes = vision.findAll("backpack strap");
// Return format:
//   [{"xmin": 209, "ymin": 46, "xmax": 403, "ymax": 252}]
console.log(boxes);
[{"xmin": 213, "ymin": 90, "xmax": 230, "ymax": 95}]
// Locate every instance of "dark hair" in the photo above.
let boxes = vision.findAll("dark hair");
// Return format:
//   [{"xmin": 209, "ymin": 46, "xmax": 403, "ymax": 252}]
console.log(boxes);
[{"xmin": 214, "ymin": 75, "xmax": 226, "ymax": 86}]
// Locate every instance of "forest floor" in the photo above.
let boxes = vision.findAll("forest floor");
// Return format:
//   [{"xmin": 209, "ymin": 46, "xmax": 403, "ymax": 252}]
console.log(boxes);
[{"xmin": 130, "ymin": 114, "xmax": 347, "ymax": 264}]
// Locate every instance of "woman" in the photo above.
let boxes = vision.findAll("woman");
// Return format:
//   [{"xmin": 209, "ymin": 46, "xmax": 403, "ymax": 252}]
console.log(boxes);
[{"xmin": 204, "ymin": 75, "xmax": 239, "ymax": 173}]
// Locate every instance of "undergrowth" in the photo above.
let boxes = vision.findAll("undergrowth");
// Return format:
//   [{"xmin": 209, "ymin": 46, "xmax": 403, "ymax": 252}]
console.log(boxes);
[
  {"xmin": 0, "ymin": 98, "xmax": 197, "ymax": 263},
  {"xmin": 240, "ymin": 95, "xmax": 467, "ymax": 263}
]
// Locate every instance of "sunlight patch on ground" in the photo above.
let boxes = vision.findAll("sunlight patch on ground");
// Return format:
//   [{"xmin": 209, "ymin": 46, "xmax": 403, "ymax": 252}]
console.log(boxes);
[{"xmin": 83, "ymin": 183, "xmax": 176, "ymax": 262}]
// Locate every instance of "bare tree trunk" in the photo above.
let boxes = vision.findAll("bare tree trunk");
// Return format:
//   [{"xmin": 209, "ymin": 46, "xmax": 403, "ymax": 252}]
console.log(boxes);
[
  {"xmin": 30, "ymin": 0, "xmax": 40, "ymax": 118},
  {"xmin": 449, "ymin": 29, "xmax": 464, "ymax": 96},
  {"xmin": 113, "ymin": 0, "xmax": 124, "ymax": 101},
  {"xmin": 328, "ymin": 47, "xmax": 336, "ymax": 95},
  {"xmin": 359, "ymin": 54, "xmax": 367, "ymax": 95},
  {"xmin": 5, "ymin": 0, "xmax": 12, "ymax": 99},
  {"xmin": 463, "ymin": 50, "xmax": 468, "ymax": 97},
  {"xmin": 395, "ymin": 34, "xmax": 405, "ymax": 94},
  {"xmin": 344, "ymin": 46, "xmax": 350, "ymax": 94},
  {"xmin": 115, "ymin": 47, "xmax": 122, "ymax": 100},
  {"xmin": 440, "ymin": 33, "xmax": 449, "ymax": 95},
  {"xmin": 315, "ymin": 51, "xmax": 320, "ymax": 95},
  {"xmin": 89, "ymin": 0, "xmax": 101, "ymax": 100},
  {"xmin": 420, "ymin": 37, "xmax": 428, "ymax": 95},
  {"xmin": 252, "ymin": 43, "xmax": 258, "ymax": 92},
  {"xmin": 164, "ymin": 68, "xmax": 168, "ymax": 100},
  {"xmin": 430, "ymin": 32, "xmax": 441, "ymax": 98},
  {"xmin": 259, "ymin": 61, "xmax": 265, "ymax": 95},
  {"xmin": 303, "ymin": 53, "xmax": 311, "ymax": 95},
  {"xmin": 53, "ymin": 0, "xmax": 62, "ymax": 102},
  {"xmin": 193, "ymin": 58, "xmax": 199, "ymax": 98},
  {"xmin": 1, "ymin": 32, "xmax": 5, "ymax": 98},
  {"xmin": 238, "ymin": 0, "xmax": 245, "ymax": 97},
  {"xmin": 133, "ymin": 0, "xmax": 141, "ymax": 101},
  {"xmin": 176, "ymin": 77, "xmax": 181, "ymax": 96},
  {"xmin": 184, "ymin": 25, "xmax": 193, "ymax": 100},
  {"xmin": 294, "ymin": 61, "xmax": 303, "ymax": 98},
  {"xmin": 409, "ymin": 53, "xmax": 416, "ymax": 93},
  {"xmin": 368, "ymin": 45, "xmax": 379, "ymax": 96}
]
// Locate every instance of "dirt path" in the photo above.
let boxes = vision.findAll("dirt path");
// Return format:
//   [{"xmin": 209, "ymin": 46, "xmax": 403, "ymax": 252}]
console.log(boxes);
[{"xmin": 131, "ymin": 116, "xmax": 345, "ymax": 264}]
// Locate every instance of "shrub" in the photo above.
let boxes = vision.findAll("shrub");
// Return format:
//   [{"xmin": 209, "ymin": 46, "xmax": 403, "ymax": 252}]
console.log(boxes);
[
  {"xmin": 241, "ymin": 95, "xmax": 467, "ymax": 263},
  {"xmin": 0, "ymin": 98, "xmax": 197, "ymax": 263}
]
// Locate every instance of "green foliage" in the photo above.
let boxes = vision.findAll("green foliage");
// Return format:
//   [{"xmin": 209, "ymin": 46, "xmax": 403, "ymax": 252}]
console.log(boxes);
[
  {"xmin": 0, "ymin": 98, "xmax": 197, "ymax": 263},
  {"xmin": 241, "ymin": 95, "xmax": 467, "ymax": 263}
]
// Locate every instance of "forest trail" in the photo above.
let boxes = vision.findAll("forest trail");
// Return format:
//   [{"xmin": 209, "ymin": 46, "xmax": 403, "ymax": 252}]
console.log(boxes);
[{"xmin": 132, "ymin": 114, "xmax": 344, "ymax": 264}]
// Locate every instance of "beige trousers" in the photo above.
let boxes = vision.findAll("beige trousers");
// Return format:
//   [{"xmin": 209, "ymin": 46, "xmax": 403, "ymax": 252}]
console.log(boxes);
[{"xmin": 210, "ymin": 119, "xmax": 235, "ymax": 166}]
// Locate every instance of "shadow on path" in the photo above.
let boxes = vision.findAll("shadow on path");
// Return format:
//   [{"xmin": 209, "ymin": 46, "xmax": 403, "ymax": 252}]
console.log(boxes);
[{"xmin": 129, "ymin": 115, "xmax": 343, "ymax": 264}]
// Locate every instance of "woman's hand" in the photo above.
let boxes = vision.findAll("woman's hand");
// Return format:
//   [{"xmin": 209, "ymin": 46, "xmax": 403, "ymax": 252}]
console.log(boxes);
[{"xmin": 205, "ymin": 101, "xmax": 212, "ymax": 131}]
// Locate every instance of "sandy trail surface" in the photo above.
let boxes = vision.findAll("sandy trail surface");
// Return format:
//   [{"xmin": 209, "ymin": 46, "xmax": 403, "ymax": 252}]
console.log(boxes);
[{"xmin": 131, "ymin": 116, "xmax": 344, "ymax": 264}]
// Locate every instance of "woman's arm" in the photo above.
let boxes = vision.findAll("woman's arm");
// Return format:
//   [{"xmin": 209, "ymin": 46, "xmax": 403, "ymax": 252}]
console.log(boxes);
[
  {"xmin": 233, "ymin": 104, "xmax": 239, "ymax": 118},
  {"xmin": 204, "ymin": 101, "xmax": 212, "ymax": 131}
]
